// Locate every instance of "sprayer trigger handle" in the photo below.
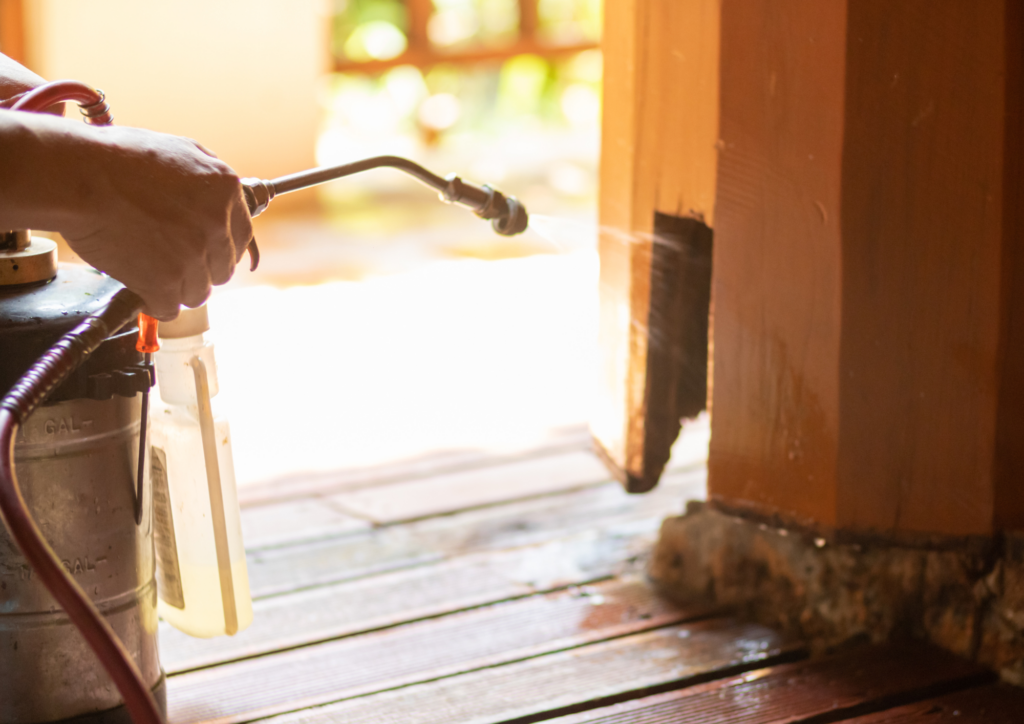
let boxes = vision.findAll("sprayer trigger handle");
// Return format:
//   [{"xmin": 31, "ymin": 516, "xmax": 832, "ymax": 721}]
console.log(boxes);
[{"xmin": 246, "ymin": 238, "xmax": 259, "ymax": 272}]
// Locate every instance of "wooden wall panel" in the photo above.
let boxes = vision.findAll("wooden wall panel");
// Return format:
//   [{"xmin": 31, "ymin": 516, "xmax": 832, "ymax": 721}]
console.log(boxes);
[
  {"xmin": 994, "ymin": 0, "xmax": 1024, "ymax": 531},
  {"xmin": 0, "ymin": 0, "xmax": 26, "ymax": 64},
  {"xmin": 594, "ymin": 0, "xmax": 719, "ymax": 492},
  {"xmin": 836, "ymin": 0, "xmax": 1012, "ymax": 535}
]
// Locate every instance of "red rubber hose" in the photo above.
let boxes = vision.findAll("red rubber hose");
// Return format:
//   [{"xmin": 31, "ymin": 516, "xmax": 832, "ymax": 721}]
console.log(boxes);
[
  {"xmin": 0, "ymin": 81, "xmax": 163, "ymax": 724},
  {"xmin": 4, "ymin": 79, "xmax": 114, "ymax": 124}
]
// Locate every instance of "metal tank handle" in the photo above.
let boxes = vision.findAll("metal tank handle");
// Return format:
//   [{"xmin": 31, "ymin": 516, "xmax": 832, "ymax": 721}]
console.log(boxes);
[{"xmin": 190, "ymin": 356, "xmax": 239, "ymax": 635}]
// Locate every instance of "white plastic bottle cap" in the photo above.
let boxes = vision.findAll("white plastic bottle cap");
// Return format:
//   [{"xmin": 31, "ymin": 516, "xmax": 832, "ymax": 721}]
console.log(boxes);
[{"xmin": 159, "ymin": 305, "xmax": 210, "ymax": 339}]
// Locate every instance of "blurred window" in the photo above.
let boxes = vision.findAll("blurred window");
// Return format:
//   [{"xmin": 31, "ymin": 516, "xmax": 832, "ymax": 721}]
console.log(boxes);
[
  {"xmin": 332, "ymin": 0, "xmax": 599, "ymax": 72},
  {"xmin": 322, "ymin": 0, "xmax": 602, "ymax": 214}
]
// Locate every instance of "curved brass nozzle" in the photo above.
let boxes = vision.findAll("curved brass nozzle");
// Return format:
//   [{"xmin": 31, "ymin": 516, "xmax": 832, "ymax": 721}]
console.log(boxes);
[{"xmin": 240, "ymin": 156, "xmax": 529, "ymax": 239}]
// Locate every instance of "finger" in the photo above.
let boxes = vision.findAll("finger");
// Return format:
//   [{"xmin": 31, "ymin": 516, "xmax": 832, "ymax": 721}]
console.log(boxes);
[
  {"xmin": 140, "ymin": 292, "xmax": 181, "ymax": 323},
  {"xmin": 145, "ymin": 307, "xmax": 180, "ymax": 323},
  {"xmin": 209, "ymin": 234, "xmax": 236, "ymax": 287},
  {"xmin": 246, "ymin": 238, "xmax": 260, "ymax": 271},
  {"xmin": 229, "ymin": 193, "xmax": 254, "ymax": 264},
  {"xmin": 180, "ymin": 269, "xmax": 213, "ymax": 310},
  {"xmin": 134, "ymin": 272, "xmax": 183, "ymax": 321}
]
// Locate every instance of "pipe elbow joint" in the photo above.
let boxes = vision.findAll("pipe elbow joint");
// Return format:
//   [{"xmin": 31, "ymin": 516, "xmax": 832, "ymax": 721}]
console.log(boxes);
[{"xmin": 491, "ymin": 195, "xmax": 528, "ymax": 236}]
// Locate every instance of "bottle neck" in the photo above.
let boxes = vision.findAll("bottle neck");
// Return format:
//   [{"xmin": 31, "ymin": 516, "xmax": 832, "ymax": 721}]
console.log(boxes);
[
  {"xmin": 154, "ymin": 334, "xmax": 219, "ymax": 406},
  {"xmin": 158, "ymin": 333, "xmax": 208, "ymax": 352}
]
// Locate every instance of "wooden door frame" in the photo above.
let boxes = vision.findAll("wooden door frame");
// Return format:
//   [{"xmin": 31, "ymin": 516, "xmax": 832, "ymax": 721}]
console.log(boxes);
[
  {"xmin": 0, "ymin": 0, "xmax": 26, "ymax": 65},
  {"xmin": 593, "ymin": 0, "xmax": 720, "ymax": 492}
]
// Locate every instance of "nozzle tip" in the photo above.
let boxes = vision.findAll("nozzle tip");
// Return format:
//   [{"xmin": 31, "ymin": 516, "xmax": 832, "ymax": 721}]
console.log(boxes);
[{"xmin": 492, "ymin": 196, "xmax": 529, "ymax": 236}]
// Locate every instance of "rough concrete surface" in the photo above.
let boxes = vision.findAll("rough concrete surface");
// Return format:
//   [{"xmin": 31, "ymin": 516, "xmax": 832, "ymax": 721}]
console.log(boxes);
[{"xmin": 650, "ymin": 502, "xmax": 1024, "ymax": 684}]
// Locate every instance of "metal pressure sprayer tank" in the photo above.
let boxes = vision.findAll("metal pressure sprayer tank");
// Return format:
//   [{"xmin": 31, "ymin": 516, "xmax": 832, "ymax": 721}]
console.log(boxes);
[{"xmin": 0, "ymin": 232, "xmax": 164, "ymax": 723}]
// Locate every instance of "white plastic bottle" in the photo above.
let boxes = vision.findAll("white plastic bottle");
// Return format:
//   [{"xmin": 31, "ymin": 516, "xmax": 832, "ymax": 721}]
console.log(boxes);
[{"xmin": 149, "ymin": 305, "xmax": 253, "ymax": 638}]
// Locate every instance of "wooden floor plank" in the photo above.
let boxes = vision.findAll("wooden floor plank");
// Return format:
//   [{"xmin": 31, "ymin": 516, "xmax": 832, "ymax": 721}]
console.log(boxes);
[
  {"xmin": 256, "ymin": 619, "xmax": 800, "ymax": 724},
  {"xmin": 238, "ymin": 428, "xmax": 595, "ymax": 508},
  {"xmin": 835, "ymin": 684, "xmax": 1024, "ymax": 723},
  {"xmin": 238, "ymin": 413, "xmax": 707, "ymax": 513},
  {"xmin": 167, "ymin": 578, "xmax": 713, "ymax": 724},
  {"xmin": 243, "ymin": 470, "xmax": 702, "ymax": 599},
  {"xmin": 161, "ymin": 517, "xmax": 660, "ymax": 674},
  {"xmin": 539, "ymin": 643, "xmax": 993, "ymax": 724},
  {"xmin": 327, "ymin": 450, "xmax": 613, "ymax": 524},
  {"xmin": 241, "ymin": 499, "xmax": 370, "ymax": 550}
]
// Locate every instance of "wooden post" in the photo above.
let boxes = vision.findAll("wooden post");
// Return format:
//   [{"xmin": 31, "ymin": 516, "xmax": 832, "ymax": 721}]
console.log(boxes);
[
  {"xmin": 708, "ymin": 0, "xmax": 846, "ymax": 527},
  {"xmin": 593, "ymin": 0, "xmax": 719, "ymax": 492},
  {"xmin": 709, "ymin": 0, "xmax": 1024, "ymax": 537},
  {"xmin": 996, "ymin": 0, "xmax": 1024, "ymax": 531}
]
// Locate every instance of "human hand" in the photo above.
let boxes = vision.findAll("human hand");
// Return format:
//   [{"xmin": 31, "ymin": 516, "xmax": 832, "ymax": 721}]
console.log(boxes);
[{"xmin": 59, "ymin": 125, "xmax": 253, "ymax": 321}]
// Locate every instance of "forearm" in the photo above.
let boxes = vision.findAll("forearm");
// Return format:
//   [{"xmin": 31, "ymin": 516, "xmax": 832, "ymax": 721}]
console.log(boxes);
[
  {"xmin": 0, "ymin": 109, "xmax": 98, "ymax": 234},
  {"xmin": 0, "ymin": 53, "xmax": 46, "ymax": 99},
  {"xmin": 0, "ymin": 52, "xmax": 63, "ymax": 114}
]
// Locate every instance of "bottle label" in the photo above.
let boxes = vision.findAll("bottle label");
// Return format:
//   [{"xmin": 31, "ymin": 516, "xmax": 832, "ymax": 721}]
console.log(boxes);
[{"xmin": 151, "ymin": 446, "xmax": 185, "ymax": 609}]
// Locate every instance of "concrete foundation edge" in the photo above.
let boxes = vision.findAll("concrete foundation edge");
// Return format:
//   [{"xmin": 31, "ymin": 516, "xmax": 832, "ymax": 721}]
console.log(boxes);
[{"xmin": 649, "ymin": 502, "xmax": 1024, "ymax": 685}]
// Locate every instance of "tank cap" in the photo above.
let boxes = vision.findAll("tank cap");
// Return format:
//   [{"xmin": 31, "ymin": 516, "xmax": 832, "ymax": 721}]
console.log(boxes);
[
  {"xmin": 158, "ymin": 304, "xmax": 209, "ymax": 339},
  {"xmin": 0, "ymin": 231, "xmax": 58, "ymax": 286}
]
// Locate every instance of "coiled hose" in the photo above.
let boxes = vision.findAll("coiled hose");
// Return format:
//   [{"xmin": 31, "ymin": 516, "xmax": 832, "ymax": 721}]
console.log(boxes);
[
  {"xmin": 0, "ymin": 78, "xmax": 114, "ymax": 122},
  {"xmin": 0, "ymin": 81, "xmax": 165, "ymax": 724}
]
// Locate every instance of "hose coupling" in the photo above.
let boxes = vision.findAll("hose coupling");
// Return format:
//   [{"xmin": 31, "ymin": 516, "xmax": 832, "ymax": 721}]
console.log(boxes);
[
  {"xmin": 240, "ymin": 178, "xmax": 276, "ymax": 218},
  {"xmin": 78, "ymin": 89, "xmax": 114, "ymax": 126}
]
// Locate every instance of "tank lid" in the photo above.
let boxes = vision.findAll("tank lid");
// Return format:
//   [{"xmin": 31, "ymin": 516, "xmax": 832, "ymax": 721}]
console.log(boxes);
[
  {"xmin": 0, "ymin": 232, "xmax": 58, "ymax": 286},
  {"xmin": 159, "ymin": 304, "xmax": 209, "ymax": 339},
  {"xmin": 0, "ymin": 266, "xmax": 148, "ymax": 401}
]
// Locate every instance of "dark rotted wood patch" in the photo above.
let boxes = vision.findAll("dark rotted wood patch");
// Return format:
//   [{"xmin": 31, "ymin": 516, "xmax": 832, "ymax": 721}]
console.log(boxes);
[{"xmin": 633, "ymin": 212, "xmax": 713, "ymax": 494}]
